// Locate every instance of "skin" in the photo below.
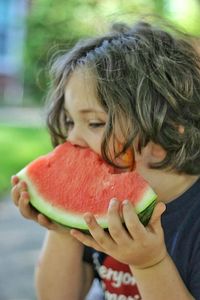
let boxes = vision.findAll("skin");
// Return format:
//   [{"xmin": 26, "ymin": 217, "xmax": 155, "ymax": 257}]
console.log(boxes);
[{"xmin": 11, "ymin": 68, "xmax": 198, "ymax": 300}]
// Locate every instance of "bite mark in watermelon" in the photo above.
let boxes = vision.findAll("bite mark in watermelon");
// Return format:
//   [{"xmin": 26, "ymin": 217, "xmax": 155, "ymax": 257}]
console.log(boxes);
[{"xmin": 17, "ymin": 142, "xmax": 157, "ymax": 230}]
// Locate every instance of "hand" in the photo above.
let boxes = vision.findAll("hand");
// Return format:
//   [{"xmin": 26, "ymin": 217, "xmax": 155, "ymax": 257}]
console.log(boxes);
[
  {"xmin": 11, "ymin": 175, "xmax": 68, "ymax": 233},
  {"xmin": 70, "ymin": 199, "xmax": 167, "ymax": 269}
]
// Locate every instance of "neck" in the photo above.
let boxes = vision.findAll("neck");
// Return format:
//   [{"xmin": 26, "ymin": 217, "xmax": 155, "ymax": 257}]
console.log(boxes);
[{"xmin": 139, "ymin": 169, "xmax": 199, "ymax": 203}]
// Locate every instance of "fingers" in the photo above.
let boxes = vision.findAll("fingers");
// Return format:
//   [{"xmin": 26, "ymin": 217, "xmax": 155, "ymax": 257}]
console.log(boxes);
[
  {"xmin": 122, "ymin": 200, "xmax": 147, "ymax": 241},
  {"xmin": 18, "ymin": 191, "xmax": 37, "ymax": 221},
  {"xmin": 11, "ymin": 178, "xmax": 54, "ymax": 228},
  {"xmin": 37, "ymin": 214, "xmax": 57, "ymax": 230},
  {"xmin": 11, "ymin": 184, "xmax": 20, "ymax": 206},
  {"xmin": 11, "ymin": 177, "xmax": 69, "ymax": 234},
  {"xmin": 70, "ymin": 228, "xmax": 104, "ymax": 252},
  {"xmin": 71, "ymin": 212, "xmax": 115, "ymax": 251},
  {"xmin": 11, "ymin": 178, "xmax": 35, "ymax": 218},
  {"xmin": 85, "ymin": 213, "xmax": 115, "ymax": 250},
  {"xmin": 71, "ymin": 199, "xmax": 147, "ymax": 250},
  {"xmin": 11, "ymin": 175, "xmax": 19, "ymax": 186},
  {"xmin": 11, "ymin": 179, "xmax": 27, "ymax": 206},
  {"xmin": 148, "ymin": 202, "xmax": 166, "ymax": 233},
  {"xmin": 18, "ymin": 190, "xmax": 60, "ymax": 231},
  {"xmin": 71, "ymin": 200, "xmax": 166, "ymax": 268},
  {"xmin": 107, "ymin": 199, "xmax": 132, "ymax": 245}
]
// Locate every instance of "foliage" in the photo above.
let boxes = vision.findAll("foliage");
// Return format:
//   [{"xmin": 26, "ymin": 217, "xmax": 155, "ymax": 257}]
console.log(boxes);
[
  {"xmin": 23, "ymin": 0, "xmax": 200, "ymax": 104},
  {"xmin": 0, "ymin": 125, "xmax": 51, "ymax": 195},
  {"xmin": 23, "ymin": 0, "xmax": 160, "ymax": 103}
]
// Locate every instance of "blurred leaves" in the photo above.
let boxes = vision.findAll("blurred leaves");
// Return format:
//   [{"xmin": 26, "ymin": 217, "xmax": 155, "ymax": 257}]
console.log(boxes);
[
  {"xmin": 23, "ymin": 0, "xmax": 200, "ymax": 104},
  {"xmin": 0, "ymin": 125, "xmax": 51, "ymax": 195}
]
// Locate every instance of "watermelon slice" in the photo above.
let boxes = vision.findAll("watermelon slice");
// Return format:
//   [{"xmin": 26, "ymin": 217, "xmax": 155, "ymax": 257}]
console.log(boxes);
[{"xmin": 17, "ymin": 142, "xmax": 157, "ymax": 230}]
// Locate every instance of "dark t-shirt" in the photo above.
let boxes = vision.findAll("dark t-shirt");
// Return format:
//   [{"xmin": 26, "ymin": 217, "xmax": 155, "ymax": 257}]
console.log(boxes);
[{"xmin": 83, "ymin": 177, "xmax": 200, "ymax": 300}]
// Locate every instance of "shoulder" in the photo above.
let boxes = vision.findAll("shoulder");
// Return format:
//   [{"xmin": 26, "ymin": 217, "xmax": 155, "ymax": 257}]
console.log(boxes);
[{"xmin": 161, "ymin": 177, "xmax": 200, "ymax": 261}]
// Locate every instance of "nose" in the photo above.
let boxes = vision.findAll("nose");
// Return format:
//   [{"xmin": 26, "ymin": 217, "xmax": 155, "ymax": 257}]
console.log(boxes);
[{"xmin": 67, "ymin": 127, "xmax": 88, "ymax": 148}]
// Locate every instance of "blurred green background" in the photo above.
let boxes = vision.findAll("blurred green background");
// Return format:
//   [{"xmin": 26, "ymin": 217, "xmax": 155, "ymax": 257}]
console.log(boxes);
[
  {"xmin": 0, "ymin": 0, "xmax": 200, "ymax": 196},
  {"xmin": 0, "ymin": 124, "xmax": 51, "ymax": 195}
]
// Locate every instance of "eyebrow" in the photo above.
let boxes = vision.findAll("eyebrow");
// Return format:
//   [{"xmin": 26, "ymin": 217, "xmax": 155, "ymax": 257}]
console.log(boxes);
[{"xmin": 64, "ymin": 108, "xmax": 106, "ymax": 114}]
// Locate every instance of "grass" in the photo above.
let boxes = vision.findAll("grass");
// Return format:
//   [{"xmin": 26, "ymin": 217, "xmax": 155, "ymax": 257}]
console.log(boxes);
[{"xmin": 0, "ymin": 124, "xmax": 52, "ymax": 196}]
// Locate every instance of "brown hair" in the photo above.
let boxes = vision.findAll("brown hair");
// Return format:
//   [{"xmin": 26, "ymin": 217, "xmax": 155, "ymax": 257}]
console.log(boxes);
[{"xmin": 46, "ymin": 20, "xmax": 200, "ymax": 174}]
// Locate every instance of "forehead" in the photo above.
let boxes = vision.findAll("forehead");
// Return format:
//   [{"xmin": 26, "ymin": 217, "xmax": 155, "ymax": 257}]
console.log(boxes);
[{"xmin": 64, "ymin": 68, "xmax": 101, "ymax": 111}]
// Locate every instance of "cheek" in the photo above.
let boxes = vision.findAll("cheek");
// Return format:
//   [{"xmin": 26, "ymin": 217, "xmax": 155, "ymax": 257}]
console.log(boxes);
[
  {"xmin": 121, "ymin": 149, "xmax": 135, "ymax": 165},
  {"xmin": 114, "ymin": 141, "xmax": 135, "ymax": 168},
  {"xmin": 89, "ymin": 131, "xmax": 104, "ymax": 156},
  {"xmin": 93, "ymin": 144, "xmax": 102, "ymax": 156}
]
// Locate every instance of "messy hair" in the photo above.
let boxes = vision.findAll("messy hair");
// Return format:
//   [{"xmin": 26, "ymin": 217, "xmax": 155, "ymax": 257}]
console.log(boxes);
[{"xmin": 46, "ymin": 20, "xmax": 200, "ymax": 174}]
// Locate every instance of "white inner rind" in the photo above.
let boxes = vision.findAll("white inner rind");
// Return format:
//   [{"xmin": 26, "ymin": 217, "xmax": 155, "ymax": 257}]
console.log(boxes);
[{"xmin": 17, "ymin": 168, "xmax": 157, "ymax": 230}]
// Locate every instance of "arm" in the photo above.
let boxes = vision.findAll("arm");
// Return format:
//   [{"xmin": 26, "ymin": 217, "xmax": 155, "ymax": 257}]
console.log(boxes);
[
  {"xmin": 70, "ymin": 199, "xmax": 195, "ymax": 300},
  {"xmin": 36, "ymin": 231, "xmax": 94, "ymax": 300},
  {"xmin": 130, "ymin": 255, "xmax": 194, "ymax": 300},
  {"xmin": 11, "ymin": 176, "xmax": 94, "ymax": 300}
]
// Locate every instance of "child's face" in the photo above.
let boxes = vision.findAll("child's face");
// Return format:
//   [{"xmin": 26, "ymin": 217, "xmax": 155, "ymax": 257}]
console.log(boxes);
[
  {"xmin": 64, "ymin": 68, "xmax": 107, "ymax": 156},
  {"xmin": 64, "ymin": 68, "xmax": 166, "ymax": 172}
]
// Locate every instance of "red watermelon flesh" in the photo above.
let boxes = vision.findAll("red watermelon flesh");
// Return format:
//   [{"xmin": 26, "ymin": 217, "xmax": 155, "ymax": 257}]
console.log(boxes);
[{"xmin": 17, "ymin": 142, "xmax": 157, "ymax": 230}]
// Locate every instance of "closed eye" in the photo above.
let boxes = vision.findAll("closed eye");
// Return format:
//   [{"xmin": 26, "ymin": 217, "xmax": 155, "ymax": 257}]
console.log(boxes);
[{"xmin": 89, "ymin": 122, "xmax": 106, "ymax": 128}]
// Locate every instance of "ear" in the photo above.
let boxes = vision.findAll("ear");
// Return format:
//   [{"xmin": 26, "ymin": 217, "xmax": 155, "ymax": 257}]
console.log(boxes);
[
  {"xmin": 149, "ymin": 142, "xmax": 167, "ymax": 160},
  {"xmin": 178, "ymin": 125, "xmax": 185, "ymax": 134}
]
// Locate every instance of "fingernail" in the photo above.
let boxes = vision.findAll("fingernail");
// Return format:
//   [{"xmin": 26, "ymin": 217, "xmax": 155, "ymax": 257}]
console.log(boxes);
[
  {"xmin": 11, "ymin": 176, "xmax": 17, "ymax": 186},
  {"xmin": 122, "ymin": 199, "xmax": 129, "ymax": 206},
  {"xmin": 21, "ymin": 191, "xmax": 29, "ymax": 201},
  {"xmin": 109, "ymin": 198, "xmax": 117, "ymax": 208},
  {"xmin": 21, "ymin": 182, "xmax": 27, "ymax": 191},
  {"xmin": 84, "ymin": 214, "xmax": 92, "ymax": 224},
  {"xmin": 70, "ymin": 229, "xmax": 78, "ymax": 236}
]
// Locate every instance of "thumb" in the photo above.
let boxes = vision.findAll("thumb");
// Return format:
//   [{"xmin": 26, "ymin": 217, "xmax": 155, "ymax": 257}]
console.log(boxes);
[{"xmin": 148, "ymin": 202, "xmax": 166, "ymax": 232}]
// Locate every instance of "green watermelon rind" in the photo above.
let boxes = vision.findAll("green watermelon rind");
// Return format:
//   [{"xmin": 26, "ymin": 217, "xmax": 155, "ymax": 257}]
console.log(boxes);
[{"xmin": 18, "ymin": 168, "xmax": 157, "ymax": 230}]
